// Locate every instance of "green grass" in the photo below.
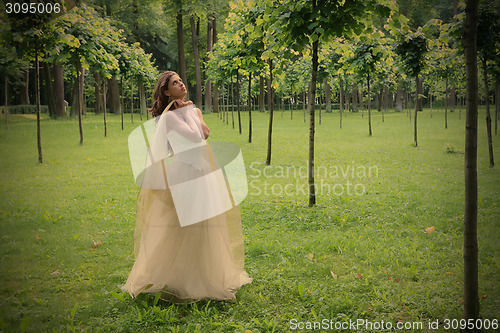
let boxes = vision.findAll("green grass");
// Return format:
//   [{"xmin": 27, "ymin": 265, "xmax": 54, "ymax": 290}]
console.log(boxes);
[{"xmin": 0, "ymin": 107, "xmax": 499, "ymax": 332}]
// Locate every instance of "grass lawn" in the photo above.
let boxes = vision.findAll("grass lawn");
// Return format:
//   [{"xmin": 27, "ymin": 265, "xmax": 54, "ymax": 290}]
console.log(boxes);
[{"xmin": 0, "ymin": 107, "xmax": 499, "ymax": 332}]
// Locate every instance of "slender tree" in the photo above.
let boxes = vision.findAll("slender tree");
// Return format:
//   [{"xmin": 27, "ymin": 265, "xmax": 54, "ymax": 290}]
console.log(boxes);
[
  {"xmin": 395, "ymin": 32, "xmax": 428, "ymax": 147},
  {"xmin": 177, "ymin": 4, "xmax": 187, "ymax": 83},
  {"xmin": 190, "ymin": 14, "xmax": 203, "ymax": 108},
  {"xmin": 266, "ymin": 59, "xmax": 274, "ymax": 166},
  {"xmin": 463, "ymin": 0, "xmax": 480, "ymax": 325},
  {"xmin": 248, "ymin": 73, "xmax": 252, "ymax": 143},
  {"xmin": 205, "ymin": 14, "xmax": 214, "ymax": 113},
  {"xmin": 266, "ymin": 0, "xmax": 391, "ymax": 205},
  {"xmin": 349, "ymin": 41, "xmax": 383, "ymax": 136},
  {"xmin": 477, "ymin": 3, "xmax": 498, "ymax": 167}
]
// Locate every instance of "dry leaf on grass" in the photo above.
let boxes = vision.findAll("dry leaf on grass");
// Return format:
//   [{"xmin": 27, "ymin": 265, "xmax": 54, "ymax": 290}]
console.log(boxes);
[{"xmin": 425, "ymin": 226, "xmax": 435, "ymax": 234}]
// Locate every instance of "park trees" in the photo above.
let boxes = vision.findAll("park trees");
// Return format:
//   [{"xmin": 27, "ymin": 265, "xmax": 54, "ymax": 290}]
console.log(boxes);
[
  {"xmin": 347, "ymin": 37, "xmax": 384, "ymax": 136},
  {"xmin": 0, "ymin": 16, "xmax": 29, "ymax": 130},
  {"xmin": 477, "ymin": 2, "xmax": 499, "ymax": 167},
  {"xmin": 264, "ymin": 0, "xmax": 391, "ymax": 206},
  {"xmin": 4, "ymin": 0, "xmax": 76, "ymax": 162},
  {"xmin": 48, "ymin": 4, "xmax": 121, "ymax": 143},
  {"xmin": 395, "ymin": 29, "xmax": 428, "ymax": 147}
]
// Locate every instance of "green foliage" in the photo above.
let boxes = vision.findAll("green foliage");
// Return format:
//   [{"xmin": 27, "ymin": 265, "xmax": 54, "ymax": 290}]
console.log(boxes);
[
  {"xmin": 477, "ymin": 2, "xmax": 500, "ymax": 63},
  {"xmin": 265, "ymin": 0, "xmax": 391, "ymax": 52},
  {"xmin": 348, "ymin": 42, "xmax": 383, "ymax": 78},
  {"xmin": 47, "ymin": 4, "xmax": 121, "ymax": 76},
  {"xmin": 40, "ymin": 3, "xmax": 157, "ymax": 84},
  {"xmin": 395, "ymin": 31, "xmax": 429, "ymax": 77}
]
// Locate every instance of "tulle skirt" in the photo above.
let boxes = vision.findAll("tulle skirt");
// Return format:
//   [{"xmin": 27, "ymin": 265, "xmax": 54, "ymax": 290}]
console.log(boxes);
[{"xmin": 122, "ymin": 183, "xmax": 252, "ymax": 303}]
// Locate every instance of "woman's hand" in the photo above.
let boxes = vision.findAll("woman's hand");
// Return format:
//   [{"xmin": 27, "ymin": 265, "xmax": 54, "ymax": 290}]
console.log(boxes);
[{"xmin": 171, "ymin": 99, "xmax": 193, "ymax": 110}]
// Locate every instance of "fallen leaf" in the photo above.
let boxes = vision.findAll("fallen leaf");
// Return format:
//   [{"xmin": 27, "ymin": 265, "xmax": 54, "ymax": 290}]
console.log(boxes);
[
  {"xmin": 51, "ymin": 270, "xmax": 60, "ymax": 275},
  {"xmin": 91, "ymin": 240, "xmax": 102, "ymax": 248},
  {"xmin": 394, "ymin": 278, "xmax": 401, "ymax": 283},
  {"xmin": 425, "ymin": 226, "xmax": 435, "ymax": 234},
  {"xmin": 35, "ymin": 235, "xmax": 40, "ymax": 240},
  {"xmin": 307, "ymin": 253, "xmax": 314, "ymax": 261},
  {"xmin": 356, "ymin": 273, "xmax": 362, "ymax": 279},
  {"xmin": 330, "ymin": 271, "xmax": 338, "ymax": 279},
  {"xmin": 458, "ymin": 298, "xmax": 463, "ymax": 303}
]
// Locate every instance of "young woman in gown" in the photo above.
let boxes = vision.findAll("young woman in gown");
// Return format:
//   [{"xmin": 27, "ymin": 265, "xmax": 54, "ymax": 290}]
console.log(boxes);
[{"xmin": 122, "ymin": 71, "xmax": 252, "ymax": 303}]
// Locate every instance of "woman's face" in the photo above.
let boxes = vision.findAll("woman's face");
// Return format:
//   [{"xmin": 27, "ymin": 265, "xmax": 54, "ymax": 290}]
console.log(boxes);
[{"xmin": 164, "ymin": 74, "xmax": 186, "ymax": 100}]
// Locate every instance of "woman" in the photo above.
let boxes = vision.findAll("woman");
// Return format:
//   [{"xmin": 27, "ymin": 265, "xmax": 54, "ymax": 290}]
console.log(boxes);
[{"xmin": 122, "ymin": 71, "xmax": 252, "ymax": 303}]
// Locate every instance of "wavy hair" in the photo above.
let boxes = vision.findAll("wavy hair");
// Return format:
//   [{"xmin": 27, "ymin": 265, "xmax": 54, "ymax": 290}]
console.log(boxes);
[{"xmin": 149, "ymin": 71, "xmax": 183, "ymax": 118}]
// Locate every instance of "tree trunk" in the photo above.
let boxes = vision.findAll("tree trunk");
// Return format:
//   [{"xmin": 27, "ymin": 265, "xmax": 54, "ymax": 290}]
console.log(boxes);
[
  {"xmin": 120, "ymin": 76, "xmax": 124, "ymax": 130},
  {"xmin": 414, "ymin": 75, "xmax": 419, "ymax": 146},
  {"xmin": 176, "ymin": 10, "xmax": 187, "ymax": 83},
  {"xmin": 4, "ymin": 76, "xmax": 8, "ymax": 130},
  {"xmin": 495, "ymin": 79, "xmax": 499, "ymax": 135},
  {"xmin": 130, "ymin": 80, "xmax": 134, "ymax": 123},
  {"xmin": 482, "ymin": 59, "xmax": 494, "ymax": 167},
  {"xmin": 236, "ymin": 68, "xmax": 242, "ymax": 134},
  {"xmin": 108, "ymin": 77, "xmax": 120, "ymax": 114},
  {"xmin": 383, "ymin": 85, "xmax": 388, "ymax": 122},
  {"xmin": 308, "ymin": 34, "xmax": 319, "ymax": 207},
  {"xmin": 212, "ymin": 15, "xmax": 218, "ymax": 113},
  {"xmin": 71, "ymin": 62, "xmax": 85, "ymax": 118},
  {"xmin": 103, "ymin": 80, "xmax": 108, "ymax": 137},
  {"xmin": 190, "ymin": 14, "xmax": 203, "ymax": 108},
  {"xmin": 352, "ymin": 83, "xmax": 358, "ymax": 112},
  {"xmin": 231, "ymin": 78, "xmax": 234, "ymax": 128},
  {"xmin": 339, "ymin": 76, "xmax": 344, "ymax": 129},
  {"xmin": 303, "ymin": 91, "xmax": 306, "ymax": 123},
  {"xmin": 35, "ymin": 41, "xmax": 43, "ymax": 163},
  {"xmin": 463, "ymin": 0, "xmax": 480, "ymax": 324},
  {"xmin": 430, "ymin": 90, "xmax": 433, "ymax": 118},
  {"xmin": 368, "ymin": 73, "xmax": 372, "ymax": 136},
  {"xmin": 138, "ymin": 82, "xmax": 146, "ymax": 121},
  {"xmin": 71, "ymin": 75, "xmax": 78, "ymax": 117},
  {"xmin": 53, "ymin": 63, "xmax": 65, "ymax": 117},
  {"xmin": 266, "ymin": 59, "xmax": 274, "ymax": 166},
  {"xmin": 76, "ymin": 60, "xmax": 84, "ymax": 144},
  {"xmin": 248, "ymin": 73, "xmax": 252, "ymax": 143},
  {"xmin": 21, "ymin": 69, "xmax": 30, "ymax": 105},
  {"xmin": 94, "ymin": 72, "xmax": 103, "ymax": 114},
  {"xmin": 325, "ymin": 79, "xmax": 331, "ymax": 113},
  {"xmin": 205, "ymin": 15, "xmax": 214, "ymax": 113},
  {"xmin": 43, "ymin": 62, "xmax": 56, "ymax": 118},
  {"xmin": 259, "ymin": 75, "xmax": 265, "ymax": 112},
  {"xmin": 384, "ymin": 85, "xmax": 389, "ymax": 112},
  {"xmin": 445, "ymin": 79, "xmax": 449, "ymax": 129}
]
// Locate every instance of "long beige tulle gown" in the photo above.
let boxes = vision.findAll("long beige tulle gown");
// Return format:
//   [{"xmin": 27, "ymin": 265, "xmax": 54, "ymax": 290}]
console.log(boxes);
[{"xmin": 122, "ymin": 105, "xmax": 252, "ymax": 303}]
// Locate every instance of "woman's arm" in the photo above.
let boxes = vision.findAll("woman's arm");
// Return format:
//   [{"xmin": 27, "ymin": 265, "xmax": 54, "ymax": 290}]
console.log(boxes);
[
  {"xmin": 165, "ymin": 108, "xmax": 203, "ymax": 142},
  {"xmin": 195, "ymin": 108, "xmax": 210, "ymax": 139}
]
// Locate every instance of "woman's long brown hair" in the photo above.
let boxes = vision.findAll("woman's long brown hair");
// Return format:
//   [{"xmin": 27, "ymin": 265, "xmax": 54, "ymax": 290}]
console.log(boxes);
[{"xmin": 149, "ymin": 71, "xmax": 178, "ymax": 118}]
